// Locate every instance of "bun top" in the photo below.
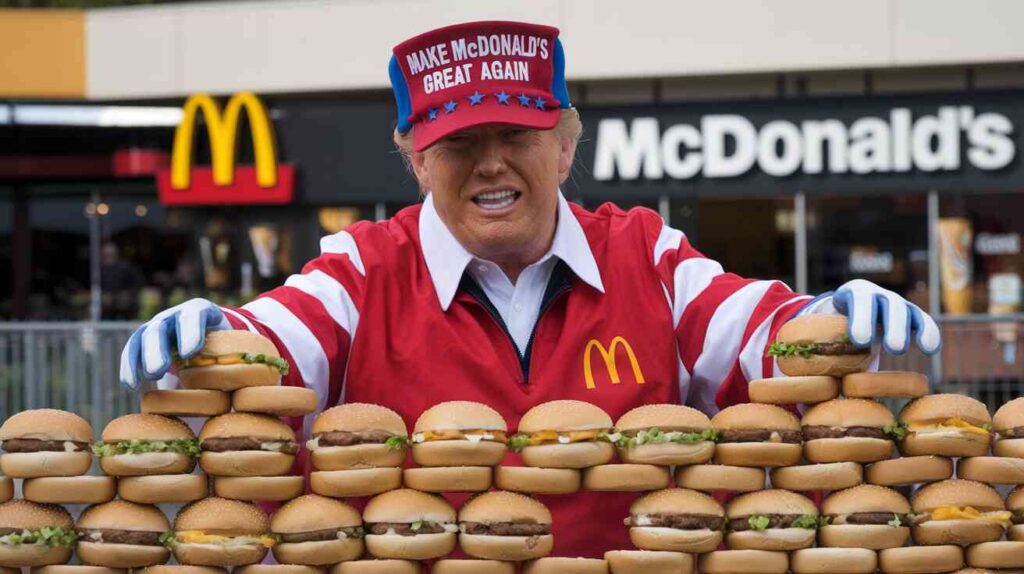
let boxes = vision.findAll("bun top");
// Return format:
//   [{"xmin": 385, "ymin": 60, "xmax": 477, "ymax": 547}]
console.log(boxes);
[
  {"xmin": 630, "ymin": 488, "xmax": 723, "ymax": 517},
  {"xmin": 993, "ymin": 397, "xmax": 1024, "ymax": 431},
  {"xmin": 912, "ymin": 480, "xmax": 1004, "ymax": 513},
  {"xmin": 414, "ymin": 401, "xmax": 507, "ymax": 433},
  {"xmin": 175, "ymin": 498, "xmax": 269, "ymax": 534},
  {"xmin": 1007, "ymin": 486, "xmax": 1024, "ymax": 511},
  {"xmin": 822, "ymin": 485, "xmax": 910, "ymax": 515},
  {"xmin": 0, "ymin": 500, "xmax": 73, "ymax": 530},
  {"xmin": 312, "ymin": 403, "xmax": 407, "ymax": 436},
  {"xmin": 363, "ymin": 489, "xmax": 456, "ymax": 524},
  {"xmin": 711, "ymin": 403, "xmax": 800, "ymax": 431},
  {"xmin": 199, "ymin": 413, "xmax": 295, "ymax": 442},
  {"xmin": 899, "ymin": 394, "xmax": 991, "ymax": 426},
  {"xmin": 802, "ymin": 399, "xmax": 894, "ymax": 428},
  {"xmin": 517, "ymin": 400, "xmax": 612, "ymax": 433},
  {"xmin": 78, "ymin": 500, "xmax": 170, "ymax": 532},
  {"xmin": 271, "ymin": 495, "xmax": 361, "ymax": 533},
  {"xmin": 776, "ymin": 315, "xmax": 849, "ymax": 344},
  {"xmin": 196, "ymin": 330, "xmax": 280, "ymax": 358},
  {"xmin": 0, "ymin": 409, "xmax": 92, "ymax": 442},
  {"xmin": 102, "ymin": 413, "xmax": 194, "ymax": 442},
  {"xmin": 459, "ymin": 491, "xmax": 551, "ymax": 524},
  {"xmin": 615, "ymin": 404, "xmax": 711, "ymax": 432},
  {"xmin": 726, "ymin": 489, "xmax": 817, "ymax": 518}
]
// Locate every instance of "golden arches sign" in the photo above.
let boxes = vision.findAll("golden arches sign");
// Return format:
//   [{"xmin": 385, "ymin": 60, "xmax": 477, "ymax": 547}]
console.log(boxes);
[{"xmin": 583, "ymin": 336, "xmax": 646, "ymax": 390}]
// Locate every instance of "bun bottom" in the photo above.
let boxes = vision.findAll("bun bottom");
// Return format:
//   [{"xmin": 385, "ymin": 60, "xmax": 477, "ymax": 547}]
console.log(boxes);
[
  {"xmin": 0, "ymin": 544, "xmax": 71, "ymax": 567},
  {"xmin": 618, "ymin": 442, "xmax": 714, "ymax": 466},
  {"xmin": 199, "ymin": 451, "xmax": 294, "ymax": 477},
  {"xmin": 330, "ymin": 560, "xmax": 421, "ymax": 574},
  {"xmin": 770, "ymin": 462, "xmax": 862, "ymax": 492},
  {"xmin": 865, "ymin": 456, "xmax": 953, "ymax": 486},
  {"xmin": 232, "ymin": 386, "xmax": 319, "ymax": 417},
  {"xmin": 432, "ymin": 560, "xmax": 515, "ymax": 574},
  {"xmin": 32, "ymin": 566, "xmax": 130, "ymax": 574},
  {"xmin": 311, "ymin": 445, "xmax": 405, "ymax": 472},
  {"xmin": 141, "ymin": 390, "xmax": 231, "ymax": 417},
  {"xmin": 675, "ymin": 465, "xmax": 765, "ymax": 492},
  {"xmin": 994, "ymin": 438, "xmax": 1024, "ymax": 458},
  {"xmin": 583, "ymin": 464, "xmax": 670, "ymax": 492},
  {"xmin": 0, "ymin": 452, "xmax": 91, "ymax": 478},
  {"xmin": 842, "ymin": 372, "xmax": 928, "ymax": 399},
  {"xmin": 957, "ymin": 456, "xmax": 1024, "ymax": 485},
  {"xmin": 118, "ymin": 474, "xmax": 208, "ymax": 504},
  {"xmin": 364, "ymin": 533, "xmax": 455, "ymax": 561},
  {"xmin": 878, "ymin": 545, "xmax": 964, "ymax": 574},
  {"xmin": 818, "ymin": 525, "xmax": 909, "ymax": 550},
  {"xmin": 522, "ymin": 558, "xmax": 608, "ymax": 574},
  {"xmin": 173, "ymin": 543, "xmax": 267, "ymax": 567},
  {"xmin": 493, "ymin": 466, "xmax": 580, "ymax": 494},
  {"xmin": 214, "ymin": 476, "xmax": 304, "ymax": 501},
  {"xmin": 604, "ymin": 550, "xmax": 693, "ymax": 574},
  {"xmin": 804, "ymin": 438, "xmax": 894, "ymax": 464},
  {"xmin": 698, "ymin": 550, "xmax": 789, "ymax": 574},
  {"xmin": 23, "ymin": 476, "xmax": 116, "ymax": 504},
  {"xmin": 178, "ymin": 363, "xmax": 279, "ymax": 391},
  {"xmin": 402, "ymin": 467, "xmax": 492, "ymax": 493},
  {"xmin": 411, "ymin": 441, "xmax": 506, "ymax": 467},
  {"xmin": 100, "ymin": 453, "xmax": 194, "ymax": 476},
  {"xmin": 966, "ymin": 541, "xmax": 1024, "ymax": 569},
  {"xmin": 138, "ymin": 566, "xmax": 228, "ymax": 574},
  {"xmin": 629, "ymin": 527, "xmax": 721, "ymax": 554},
  {"xmin": 913, "ymin": 520, "xmax": 1005, "ymax": 546},
  {"xmin": 0, "ymin": 477, "xmax": 10, "ymax": 503},
  {"xmin": 77, "ymin": 542, "xmax": 169, "ymax": 568},
  {"xmin": 520, "ymin": 442, "xmax": 614, "ymax": 469},
  {"xmin": 748, "ymin": 376, "xmax": 839, "ymax": 405},
  {"xmin": 272, "ymin": 539, "xmax": 364, "ymax": 566},
  {"xmin": 235, "ymin": 566, "xmax": 325, "ymax": 574},
  {"xmin": 458, "ymin": 534, "xmax": 552, "ymax": 561},
  {"xmin": 777, "ymin": 353, "xmax": 871, "ymax": 378},
  {"xmin": 790, "ymin": 548, "xmax": 878, "ymax": 574},
  {"xmin": 1012, "ymin": 524, "xmax": 1024, "ymax": 542},
  {"xmin": 310, "ymin": 468, "xmax": 402, "ymax": 498},
  {"xmin": 726, "ymin": 528, "xmax": 815, "ymax": 551},
  {"xmin": 900, "ymin": 432, "xmax": 991, "ymax": 458},
  {"xmin": 713, "ymin": 443, "xmax": 802, "ymax": 468}
]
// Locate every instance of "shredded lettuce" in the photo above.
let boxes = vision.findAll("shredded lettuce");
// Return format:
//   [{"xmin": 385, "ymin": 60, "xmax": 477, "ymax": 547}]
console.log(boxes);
[
  {"xmin": 883, "ymin": 421, "xmax": 909, "ymax": 441},
  {"xmin": 159, "ymin": 531, "xmax": 177, "ymax": 549},
  {"xmin": 614, "ymin": 427, "xmax": 720, "ymax": 448},
  {"xmin": 748, "ymin": 515, "xmax": 771, "ymax": 531},
  {"xmin": 507, "ymin": 434, "xmax": 530, "ymax": 452},
  {"xmin": 349, "ymin": 526, "xmax": 366, "ymax": 539},
  {"xmin": 887, "ymin": 514, "xmax": 903, "ymax": 528},
  {"xmin": 767, "ymin": 341, "xmax": 817, "ymax": 358},
  {"xmin": 792, "ymin": 515, "xmax": 825, "ymax": 530},
  {"xmin": 93, "ymin": 439, "xmax": 200, "ymax": 458},
  {"xmin": 385, "ymin": 436, "xmax": 409, "ymax": 451},
  {"xmin": 240, "ymin": 353, "xmax": 290, "ymax": 375},
  {"xmin": 0, "ymin": 527, "xmax": 77, "ymax": 547}
]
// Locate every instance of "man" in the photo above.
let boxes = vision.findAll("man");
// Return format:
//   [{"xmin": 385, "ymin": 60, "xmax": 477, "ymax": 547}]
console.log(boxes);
[{"xmin": 121, "ymin": 21, "xmax": 941, "ymax": 557}]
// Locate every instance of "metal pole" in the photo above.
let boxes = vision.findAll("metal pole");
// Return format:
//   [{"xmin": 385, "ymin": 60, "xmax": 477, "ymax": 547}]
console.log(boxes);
[
  {"xmin": 927, "ymin": 190, "xmax": 943, "ymax": 388},
  {"xmin": 374, "ymin": 202, "xmax": 387, "ymax": 222},
  {"xmin": 658, "ymin": 195, "xmax": 670, "ymax": 224},
  {"xmin": 795, "ymin": 192, "xmax": 808, "ymax": 294},
  {"xmin": 89, "ymin": 189, "xmax": 102, "ymax": 322}
]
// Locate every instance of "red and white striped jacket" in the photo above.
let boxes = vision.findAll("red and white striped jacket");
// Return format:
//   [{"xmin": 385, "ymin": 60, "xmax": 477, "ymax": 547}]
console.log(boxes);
[{"xmin": 220, "ymin": 197, "xmax": 810, "ymax": 557}]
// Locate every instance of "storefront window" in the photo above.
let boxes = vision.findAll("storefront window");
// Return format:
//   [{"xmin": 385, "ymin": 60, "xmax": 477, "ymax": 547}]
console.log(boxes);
[{"xmin": 27, "ymin": 192, "xmax": 92, "ymax": 320}]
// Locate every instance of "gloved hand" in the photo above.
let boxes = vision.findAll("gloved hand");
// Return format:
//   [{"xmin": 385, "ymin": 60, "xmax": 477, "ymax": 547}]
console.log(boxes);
[
  {"xmin": 119, "ymin": 298, "xmax": 232, "ymax": 390},
  {"xmin": 799, "ymin": 279, "xmax": 942, "ymax": 355}
]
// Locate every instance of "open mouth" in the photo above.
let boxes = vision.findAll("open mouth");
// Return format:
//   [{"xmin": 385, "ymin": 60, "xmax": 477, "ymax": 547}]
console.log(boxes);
[{"xmin": 472, "ymin": 190, "xmax": 521, "ymax": 211}]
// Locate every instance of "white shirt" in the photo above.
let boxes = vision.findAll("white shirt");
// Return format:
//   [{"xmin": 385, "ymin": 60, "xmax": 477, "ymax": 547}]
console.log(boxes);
[{"xmin": 419, "ymin": 191, "xmax": 605, "ymax": 356}]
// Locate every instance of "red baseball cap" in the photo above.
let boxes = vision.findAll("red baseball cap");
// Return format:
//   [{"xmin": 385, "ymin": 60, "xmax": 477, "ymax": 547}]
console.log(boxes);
[{"xmin": 389, "ymin": 21, "xmax": 571, "ymax": 151}]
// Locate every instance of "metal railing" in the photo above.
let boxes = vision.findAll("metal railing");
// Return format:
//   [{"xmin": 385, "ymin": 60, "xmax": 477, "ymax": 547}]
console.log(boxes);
[{"xmin": 0, "ymin": 316, "xmax": 1021, "ymax": 428}]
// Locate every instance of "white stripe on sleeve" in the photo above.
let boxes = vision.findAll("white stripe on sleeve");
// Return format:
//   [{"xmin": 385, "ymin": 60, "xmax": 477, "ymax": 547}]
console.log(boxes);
[
  {"xmin": 319, "ymin": 231, "xmax": 365, "ymax": 275},
  {"xmin": 221, "ymin": 307, "xmax": 258, "ymax": 332},
  {"xmin": 284, "ymin": 270, "xmax": 360, "ymax": 338},
  {"xmin": 736, "ymin": 295, "xmax": 812, "ymax": 383},
  {"xmin": 653, "ymin": 225, "xmax": 684, "ymax": 264},
  {"xmin": 671, "ymin": 258, "xmax": 725, "ymax": 328}
]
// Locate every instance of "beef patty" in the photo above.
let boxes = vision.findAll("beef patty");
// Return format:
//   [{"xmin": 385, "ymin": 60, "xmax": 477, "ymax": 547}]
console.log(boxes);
[
  {"xmin": 76, "ymin": 529, "xmax": 164, "ymax": 546},
  {"xmin": 314, "ymin": 430, "xmax": 396, "ymax": 447},
  {"xmin": 200, "ymin": 437, "xmax": 298, "ymax": 454},
  {"xmin": 624, "ymin": 514, "xmax": 724, "ymax": 530},
  {"xmin": 728, "ymin": 514, "xmax": 811, "ymax": 531},
  {"xmin": 460, "ymin": 522, "xmax": 551, "ymax": 536},
  {"xmin": 365, "ymin": 523, "xmax": 448, "ymax": 536},
  {"xmin": 2, "ymin": 439, "xmax": 90, "ymax": 453},
  {"xmin": 277, "ymin": 527, "xmax": 364, "ymax": 543},
  {"xmin": 802, "ymin": 426, "xmax": 889, "ymax": 440},
  {"xmin": 717, "ymin": 429, "xmax": 802, "ymax": 444}
]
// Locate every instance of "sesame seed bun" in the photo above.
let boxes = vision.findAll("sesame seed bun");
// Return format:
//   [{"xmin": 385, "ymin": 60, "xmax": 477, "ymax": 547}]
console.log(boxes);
[
  {"xmin": 178, "ymin": 331, "xmax": 282, "ymax": 391},
  {"xmin": 172, "ymin": 498, "xmax": 270, "ymax": 567},
  {"xmin": 517, "ymin": 401, "xmax": 612, "ymax": 433},
  {"xmin": 912, "ymin": 480, "xmax": 1006, "ymax": 546},
  {"xmin": 413, "ymin": 402, "xmax": 507, "ymax": 433},
  {"xmin": 0, "ymin": 500, "xmax": 75, "ymax": 567},
  {"xmin": 271, "ymin": 495, "xmax": 363, "ymax": 566},
  {"xmin": 0, "ymin": 409, "xmax": 93, "ymax": 442},
  {"xmin": 76, "ymin": 501, "xmax": 170, "ymax": 568},
  {"xmin": 801, "ymin": 399, "xmax": 895, "ymax": 463},
  {"xmin": 99, "ymin": 414, "xmax": 196, "ymax": 476},
  {"xmin": 711, "ymin": 404, "xmax": 802, "ymax": 468},
  {"xmin": 774, "ymin": 315, "xmax": 870, "ymax": 377},
  {"xmin": 362, "ymin": 490, "xmax": 456, "ymax": 561},
  {"xmin": 899, "ymin": 395, "xmax": 992, "ymax": 458},
  {"xmin": 819, "ymin": 485, "xmax": 910, "ymax": 549},
  {"xmin": 457, "ymin": 491, "xmax": 552, "ymax": 561},
  {"xmin": 725, "ymin": 490, "xmax": 817, "ymax": 551},
  {"xmin": 628, "ymin": 488, "xmax": 723, "ymax": 554},
  {"xmin": 614, "ymin": 405, "xmax": 715, "ymax": 465}
]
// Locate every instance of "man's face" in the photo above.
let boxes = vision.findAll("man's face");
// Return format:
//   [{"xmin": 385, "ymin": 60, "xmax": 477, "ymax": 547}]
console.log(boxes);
[{"xmin": 412, "ymin": 123, "xmax": 575, "ymax": 264}]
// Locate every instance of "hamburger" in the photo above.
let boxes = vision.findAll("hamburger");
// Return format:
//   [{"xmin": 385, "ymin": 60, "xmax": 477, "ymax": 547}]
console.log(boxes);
[
  {"xmin": 199, "ymin": 413, "xmax": 297, "ymax": 477},
  {"xmin": 22, "ymin": 476, "xmax": 116, "ymax": 505},
  {"xmin": 865, "ymin": 455, "xmax": 954, "ymax": 486},
  {"xmin": 521, "ymin": 558, "xmax": 608, "ymax": 574},
  {"xmin": 899, "ymin": 394, "xmax": 992, "ymax": 458},
  {"xmin": 270, "ymin": 495, "xmax": 364, "ymax": 566},
  {"xmin": 603, "ymin": 550, "xmax": 693, "ymax": 574},
  {"xmin": 332, "ymin": 560, "xmax": 422, "ymax": 574},
  {"xmin": 118, "ymin": 475, "xmax": 208, "ymax": 505},
  {"xmin": 93, "ymin": 414, "xmax": 198, "ymax": 477},
  {"xmin": 966, "ymin": 542, "xmax": 1024, "ymax": 569},
  {"xmin": 724, "ymin": 489, "xmax": 821, "ymax": 551},
  {"xmin": 457, "ymin": 491, "xmax": 552, "ymax": 561},
  {"xmin": 819, "ymin": 485, "xmax": 911, "ymax": 550},
  {"xmin": 167, "ymin": 498, "xmax": 275, "ymax": 566},
  {"xmin": 769, "ymin": 462, "xmax": 863, "ymax": 492},
  {"xmin": 307, "ymin": 403, "xmax": 408, "ymax": 498},
  {"xmin": 141, "ymin": 390, "xmax": 231, "ymax": 417},
  {"xmin": 768, "ymin": 315, "xmax": 870, "ymax": 377},
  {"xmin": 842, "ymin": 371, "xmax": 929, "ymax": 399},
  {"xmin": 232, "ymin": 386, "xmax": 319, "ymax": 418},
  {"xmin": 1005, "ymin": 486, "xmax": 1023, "ymax": 541},
  {"xmin": 362, "ymin": 489, "xmax": 457, "ymax": 560},
  {"xmin": 509, "ymin": 400, "xmax": 614, "ymax": 469},
  {"xmin": 698, "ymin": 550, "xmax": 789, "ymax": 574},
  {"xmin": 748, "ymin": 375, "xmax": 840, "ymax": 406},
  {"xmin": 993, "ymin": 397, "xmax": 1024, "ymax": 458},
  {"xmin": 407, "ymin": 401, "xmax": 507, "ymax": 492},
  {"xmin": 801, "ymin": 398, "xmax": 899, "ymax": 463},
  {"xmin": 432, "ymin": 560, "xmax": 515, "ymax": 574},
  {"xmin": 0, "ymin": 409, "xmax": 93, "ymax": 478},
  {"xmin": 624, "ymin": 488, "xmax": 724, "ymax": 554},
  {"xmin": 611, "ymin": 404, "xmax": 718, "ymax": 466},
  {"xmin": 878, "ymin": 546, "xmax": 964, "ymax": 574},
  {"xmin": 911, "ymin": 480, "xmax": 1011, "ymax": 546},
  {"xmin": 75, "ymin": 500, "xmax": 170, "ymax": 568},
  {"xmin": 675, "ymin": 464, "xmax": 766, "ymax": 493},
  {"xmin": 175, "ymin": 330, "xmax": 288, "ymax": 391},
  {"xmin": 789, "ymin": 548, "xmax": 877, "ymax": 574},
  {"xmin": 710, "ymin": 404, "xmax": 802, "ymax": 468},
  {"xmin": 0, "ymin": 500, "xmax": 76, "ymax": 567}
]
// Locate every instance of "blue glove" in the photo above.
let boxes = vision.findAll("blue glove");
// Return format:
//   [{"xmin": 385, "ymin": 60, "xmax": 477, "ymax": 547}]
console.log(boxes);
[
  {"xmin": 119, "ymin": 298, "xmax": 232, "ymax": 390},
  {"xmin": 800, "ymin": 279, "xmax": 942, "ymax": 355}
]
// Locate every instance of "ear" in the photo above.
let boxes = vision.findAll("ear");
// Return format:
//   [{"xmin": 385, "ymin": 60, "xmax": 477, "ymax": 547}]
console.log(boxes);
[
  {"xmin": 557, "ymin": 136, "xmax": 576, "ymax": 185},
  {"xmin": 411, "ymin": 150, "xmax": 431, "ymax": 190}
]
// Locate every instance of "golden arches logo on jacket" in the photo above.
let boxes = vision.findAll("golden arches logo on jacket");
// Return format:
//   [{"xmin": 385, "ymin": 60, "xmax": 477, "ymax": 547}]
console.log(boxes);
[
  {"xmin": 156, "ymin": 92, "xmax": 295, "ymax": 206},
  {"xmin": 583, "ymin": 336, "xmax": 646, "ymax": 390}
]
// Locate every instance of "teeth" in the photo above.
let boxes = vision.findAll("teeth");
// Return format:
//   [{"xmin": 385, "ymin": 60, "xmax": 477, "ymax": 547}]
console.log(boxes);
[
  {"xmin": 473, "ymin": 190, "xmax": 518, "ymax": 210},
  {"xmin": 476, "ymin": 190, "xmax": 517, "ymax": 200}
]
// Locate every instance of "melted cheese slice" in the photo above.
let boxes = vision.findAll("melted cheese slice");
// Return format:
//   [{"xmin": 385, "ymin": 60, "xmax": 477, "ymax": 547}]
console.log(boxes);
[
  {"xmin": 176, "ymin": 531, "xmax": 276, "ymax": 548},
  {"xmin": 180, "ymin": 355, "xmax": 248, "ymax": 368},
  {"xmin": 526, "ymin": 430, "xmax": 602, "ymax": 446},
  {"xmin": 909, "ymin": 418, "xmax": 990, "ymax": 436},
  {"xmin": 930, "ymin": 506, "xmax": 1012, "ymax": 528},
  {"xmin": 413, "ymin": 430, "xmax": 507, "ymax": 443}
]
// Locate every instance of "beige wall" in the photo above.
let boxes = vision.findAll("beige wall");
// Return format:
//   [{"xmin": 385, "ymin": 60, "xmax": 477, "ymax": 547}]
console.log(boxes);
[{"xmin": 0, "ymin": 9, "xmax": 85, "ymax": 99}]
